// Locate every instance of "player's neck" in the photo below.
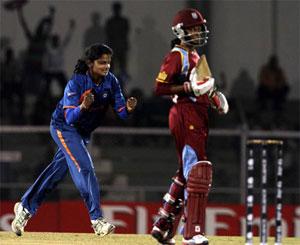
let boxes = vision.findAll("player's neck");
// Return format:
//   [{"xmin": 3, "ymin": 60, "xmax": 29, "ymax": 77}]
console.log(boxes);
[
  {"xmin": 93, "ymin": 78, "xmax": 103, "ymax": 85},
  {"xmin": 91, "ymin": 75, "xmax": 103, "ymax": 85},
  {"xmin": 88, "ymin": 71, "xmax": 103, "ymax": 85},
  {"xmin": 179, "ymin": 43, "xmax": 194, "ymax": 51}
]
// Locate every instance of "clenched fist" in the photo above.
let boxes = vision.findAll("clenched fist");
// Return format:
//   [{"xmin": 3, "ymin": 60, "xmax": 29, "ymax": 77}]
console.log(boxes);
[
  {"xmin": 80, "ymin": 92, "xmax": 94, "ymax": 110},
  {"xmin": 126, "ymin": 97, "xmax": 137, "ymax": 113}
]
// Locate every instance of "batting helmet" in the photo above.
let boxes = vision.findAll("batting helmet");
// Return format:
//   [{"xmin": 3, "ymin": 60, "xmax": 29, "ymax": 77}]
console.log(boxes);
[{"xmin": 172, "ymin": 8, "xmax": 209, "ymax": 47}]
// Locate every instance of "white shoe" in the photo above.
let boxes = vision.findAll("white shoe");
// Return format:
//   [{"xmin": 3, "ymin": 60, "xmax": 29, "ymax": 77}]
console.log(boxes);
[
  {"xmin": 11, "ymin": 202, "xmax": 31, "ymax": 236},
  {"xmin": 182, "ymin": 234, "xmax": 209, "ymax": 245},
  {"xmin": 91, "ymin": 217, "xmax": 116, "ymax": 237}
]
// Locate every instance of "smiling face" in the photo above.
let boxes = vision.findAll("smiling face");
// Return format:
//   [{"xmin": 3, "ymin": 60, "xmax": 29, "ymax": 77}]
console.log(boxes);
[{"xmin": 89, "ymin": 54, "xmax": 112, "ymax": 82}]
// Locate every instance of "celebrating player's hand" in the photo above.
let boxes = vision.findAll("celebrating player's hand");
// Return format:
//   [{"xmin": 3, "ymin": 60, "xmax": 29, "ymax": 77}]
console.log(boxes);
[
  {"xmin": 126, "ymin": 97, "xmax": 137, "ymax": 113},
  {"xmin": 80, "ymin": 91, "xmax": 94, "ymax": 110}
]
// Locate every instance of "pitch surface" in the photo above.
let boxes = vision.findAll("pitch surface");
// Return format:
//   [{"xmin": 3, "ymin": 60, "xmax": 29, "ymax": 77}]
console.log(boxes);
[{"xmin": 0, "ymin": 232, "xmax": 299, "ymax": 244}]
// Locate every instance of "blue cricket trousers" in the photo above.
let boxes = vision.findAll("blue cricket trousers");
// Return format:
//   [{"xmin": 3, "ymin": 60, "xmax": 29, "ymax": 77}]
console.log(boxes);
[{"xmin": 21, "ymin": 124, "xmax": 102, "ymax": 220}]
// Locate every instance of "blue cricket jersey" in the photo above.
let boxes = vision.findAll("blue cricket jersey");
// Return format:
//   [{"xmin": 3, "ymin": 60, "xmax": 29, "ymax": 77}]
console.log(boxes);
[{"xmin": 51, "ymin": 72, "xmax": 128, "ymax": 137}]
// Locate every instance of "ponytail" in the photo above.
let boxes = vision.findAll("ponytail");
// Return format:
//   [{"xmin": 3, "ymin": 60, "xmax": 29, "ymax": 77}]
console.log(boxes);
[{"xmin": 73, "ymin": 59, "xmax": 88, "ymax": 74}]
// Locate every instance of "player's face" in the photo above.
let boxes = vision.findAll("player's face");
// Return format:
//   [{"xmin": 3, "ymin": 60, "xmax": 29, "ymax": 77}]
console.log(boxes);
[
  {"xmin": 186, "ymin": 26, "xmax": 201, "ymax": 44},
  {"xmin": 188, "ymin": 26, "xmax": 201, "ymax": 34},
  {"xmin": 184, "ymin": 24, "xmax": 208, "ymax": 47},
  {"xmin": 91, "ymin": 54, "xmax": 111, "ymax": 77}
]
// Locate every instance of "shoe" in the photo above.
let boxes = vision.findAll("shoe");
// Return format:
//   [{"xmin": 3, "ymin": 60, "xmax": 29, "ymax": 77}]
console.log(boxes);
[
  {"xmin": 11, "ymin": 202, "xmax": 31, "ymax": 236},
  {"xmin": 182, "ymin": 234, "xmax": 209, "ymax": 245},
  {"xmin": 160, "ymin": 238, "xmax": 176, "ymax": 245},
  {"xmin": 158, "ymin": 238, "xmax": 176, "ymax": 245},
  {"xmin": 91, "ymin": 217, "xmax": 115, "ymax": 237},
  {"xmin": 151, "ymin": 226, "xmax": 175, "ymax": 244}
]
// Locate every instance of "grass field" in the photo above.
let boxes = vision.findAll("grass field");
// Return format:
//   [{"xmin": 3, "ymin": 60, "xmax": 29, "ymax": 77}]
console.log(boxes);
[{"xmin": 0, "ymin": 232, "xmax": 300, "ymax": 245}]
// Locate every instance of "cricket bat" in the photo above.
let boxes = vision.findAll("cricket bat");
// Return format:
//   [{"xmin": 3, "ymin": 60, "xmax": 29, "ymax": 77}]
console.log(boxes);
[{"xmin": 195, "ymin": 54, "xmax": 212, "ymax": 80}]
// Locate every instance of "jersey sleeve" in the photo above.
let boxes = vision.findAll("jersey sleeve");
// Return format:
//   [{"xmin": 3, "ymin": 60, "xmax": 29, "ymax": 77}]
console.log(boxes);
[
  {"xmin": 62, "ymin": 78, "xmax": 82, "ymax": 125},
  {"xmin": 111, "ymin": 76, "xmax": 128, "ymax": 120},
  {"xmin": 155, "ymin": 51, "xmax": 182, "ymax": 95},
  {"xmin": 63, "ymin": 79, "xmax": 81, "ymax": 108}
]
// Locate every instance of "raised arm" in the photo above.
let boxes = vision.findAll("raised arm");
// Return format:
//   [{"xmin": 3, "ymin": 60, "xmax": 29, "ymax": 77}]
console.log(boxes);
[{"xmin": 17, "ymin": 8, "xmax": 32, "ymax": 41}]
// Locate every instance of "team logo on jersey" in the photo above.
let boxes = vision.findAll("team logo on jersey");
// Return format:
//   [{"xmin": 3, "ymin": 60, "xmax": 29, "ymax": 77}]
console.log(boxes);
[
  {"xmin": 157, "ymin": 71, "xmax": 168, "ymax": 81},
  {"xmin": 102, "ymin": 93, "xmax": 108, "ymax": 98},
  {"xmin": 67, "ymin": 92, "xmax": 77, "ymax": 97},
  {"xmin": 192, "ymin": 12, "xmax": 198, "ymax": 19}
]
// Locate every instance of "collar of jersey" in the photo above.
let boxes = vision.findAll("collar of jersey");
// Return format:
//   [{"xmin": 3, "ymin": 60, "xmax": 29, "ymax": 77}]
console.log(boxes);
[{"xmin": 87, "ymin": 71, "xmax": 107, "ymax": 87}]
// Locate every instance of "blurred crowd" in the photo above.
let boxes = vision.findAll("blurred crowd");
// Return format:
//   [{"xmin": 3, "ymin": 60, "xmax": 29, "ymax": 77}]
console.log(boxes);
[
  {"xmin": 1, "ymin": 2, "xmax": 130, "ymax": 125},
  {"xmin": 0, "ymin": 2, "xmax": 298, "ymax": 131}
]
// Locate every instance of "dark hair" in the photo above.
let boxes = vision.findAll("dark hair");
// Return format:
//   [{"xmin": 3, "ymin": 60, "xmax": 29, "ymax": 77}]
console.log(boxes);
[
  {"xmin": 36, "ymin": 17, "xmax": 53, "ymax": 37},
  {"xmin": 268, "ymin": 54, "xmax": 279, "ymax": 69},
  {"xmin": 74, "ymin": 43, "xmax": 113, "ymax": 74},
  {"xmin": 171, "ymin": 38, "xmax": 181, "ymax": 49},
  {"xmin": 113, "ymin": 2, "xmax": 122, "ymax": 12}
]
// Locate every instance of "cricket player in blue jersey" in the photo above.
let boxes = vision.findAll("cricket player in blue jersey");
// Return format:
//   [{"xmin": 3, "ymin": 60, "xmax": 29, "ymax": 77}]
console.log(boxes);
[{"xmin": 11, "ymin": 43, "xmax": 137, "ymax": 237}]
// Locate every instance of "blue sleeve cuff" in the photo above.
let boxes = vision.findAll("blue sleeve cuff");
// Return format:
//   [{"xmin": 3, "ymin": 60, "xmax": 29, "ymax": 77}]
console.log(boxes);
[{"xmin": 65, "ymin": 106, "xmax": 81, "ymax": 125}]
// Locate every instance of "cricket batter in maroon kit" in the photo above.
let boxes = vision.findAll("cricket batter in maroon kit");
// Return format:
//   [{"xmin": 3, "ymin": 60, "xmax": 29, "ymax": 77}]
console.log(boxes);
[{"xmin": 151, "ymin": 8, "xmax": 229, "ymax": 245}]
